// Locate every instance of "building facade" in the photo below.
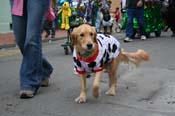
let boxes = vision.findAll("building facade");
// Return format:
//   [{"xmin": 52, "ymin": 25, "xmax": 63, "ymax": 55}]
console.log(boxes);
[
  {"xmin": 0, "ymin": 0, "xmax": 12, "ymax": 33},
  {"xmin": 111, "ymin": 0, "xmax": 121, "ymax": 11}
]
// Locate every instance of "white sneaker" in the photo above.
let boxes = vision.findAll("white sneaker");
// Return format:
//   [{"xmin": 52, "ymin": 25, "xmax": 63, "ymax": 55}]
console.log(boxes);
[
  {"xmin": 124, "ymin": 37, "xmax": 133, "ymax": 42},
  {"xmin": 141, "ymin": 35, "xmax": 146, "ymax": 40}
]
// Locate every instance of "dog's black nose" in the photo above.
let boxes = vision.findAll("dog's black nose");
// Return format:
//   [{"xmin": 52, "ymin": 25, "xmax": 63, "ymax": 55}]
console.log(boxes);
[{"xmin": 87, "ymin": 43, "xmax": 93, "ymax": 49}]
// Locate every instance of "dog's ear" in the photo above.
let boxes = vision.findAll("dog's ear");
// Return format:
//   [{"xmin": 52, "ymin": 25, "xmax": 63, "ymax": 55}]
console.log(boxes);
[
  {"xmin": 70, "ymin": 28, "xmax": 78, "ymax": 46},
  {"xmin": 91, "ymin": 26, "xmax": 97, "ymax": 43}
]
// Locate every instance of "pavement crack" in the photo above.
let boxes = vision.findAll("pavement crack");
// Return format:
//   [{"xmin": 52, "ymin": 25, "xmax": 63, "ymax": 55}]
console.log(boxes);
[
  {"xmin": 100, "ymin": 101, "xmax": 175, "ymax": 115},
  {"xmin": 137, "ymin": 89, "xmax": 160, "ymax": 102},
  {"xmin": 166, "ymin": 67, "xmax": 175, "ymax": 71}
]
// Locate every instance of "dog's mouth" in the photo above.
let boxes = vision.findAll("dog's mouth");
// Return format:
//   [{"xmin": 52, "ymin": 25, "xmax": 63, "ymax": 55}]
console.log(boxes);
[
  {"xmin": 79, "ymin": 50, "xmax": 93, "ymax": 58},
  {"xmin": 78, "ymin": 43, "xmax": 96, "ymax": 57},
  {"xmin": 78, "ymin": 45, "xmax": 99, "ymax": 59}
]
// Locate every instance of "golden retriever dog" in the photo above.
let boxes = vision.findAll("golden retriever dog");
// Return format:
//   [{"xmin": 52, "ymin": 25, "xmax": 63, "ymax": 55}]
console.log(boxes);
[{"xmin": 70, "ymin": 24, "xmax": 149, "ymax": 103}]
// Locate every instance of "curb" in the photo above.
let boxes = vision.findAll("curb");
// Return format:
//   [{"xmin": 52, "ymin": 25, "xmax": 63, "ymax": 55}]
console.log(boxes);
[{"xmin": 0, "ymin": 36, "xmax": 67, "ymax": 49}]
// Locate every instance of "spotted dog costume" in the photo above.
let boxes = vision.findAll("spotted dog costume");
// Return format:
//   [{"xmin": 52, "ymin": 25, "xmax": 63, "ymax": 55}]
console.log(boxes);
[
  {"xmin": 73, "ymin": 34, "xmax": 120, "ymax": 74},
  {"xmin": 102, "ymin": 16, "xmax": 114, "ymax": 27}
]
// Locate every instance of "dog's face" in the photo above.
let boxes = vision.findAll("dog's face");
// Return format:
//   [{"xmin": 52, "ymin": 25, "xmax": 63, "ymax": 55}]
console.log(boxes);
[
  {"xmin": 102, "ymin": 10, "xmax": 111, "ymax": 22},
  {"xmin": 71, "ymin": 24, "xmax": 97, "ymax": 52}
]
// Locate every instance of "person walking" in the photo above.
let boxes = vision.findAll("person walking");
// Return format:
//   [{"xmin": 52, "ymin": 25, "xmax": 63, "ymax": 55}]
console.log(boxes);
[
  {"xmin": 161, "ymin": 0, "xmax": 175, "ymax": 37},
  {"xmin": 10, "ymin": 0, "xmax": 53, "ymax": 99},
  {"xmin": 114, "ymin": 7, "xmax": 121, "ymax": 33},
  {"xmin": 124, "ymin": 0, "xmax": 146, "ymax": 42},
  {"xmin": 114, "ymin": 7, "xmax": 121, "ymax": 24},
  {"xmin": 43, "ymin": 5, "xmax": 56, "ymax": 39},
  {"xmin": 95, "ymin": 2, "xmax": 103, "ymax": 33}
]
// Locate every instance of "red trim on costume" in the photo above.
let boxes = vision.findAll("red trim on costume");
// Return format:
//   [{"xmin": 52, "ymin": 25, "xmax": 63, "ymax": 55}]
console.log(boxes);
[
  {"xmin": 77, "ymin": 47, "xmax": 99, "ymax": 63},
  {"xmin": 94, "ymin": 67, "xmax": 104, "ymax": 72},
  {"xmin": 76, "ymin": 69, "xmax": 85, "ymax": 74}
]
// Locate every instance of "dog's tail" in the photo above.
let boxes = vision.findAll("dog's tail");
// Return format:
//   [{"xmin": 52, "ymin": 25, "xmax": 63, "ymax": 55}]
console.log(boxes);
[{"xmin": 120, "ymin": 49, "xmax": 150, "ymax": 67}]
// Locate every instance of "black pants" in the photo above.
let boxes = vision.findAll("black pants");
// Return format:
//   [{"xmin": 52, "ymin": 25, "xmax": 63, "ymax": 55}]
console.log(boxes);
[
  {"xmin": 162, "ymin": 8, "xmax": 175, "ymax": 33},
  {"xmin": 42, "ymin": 20, "xmax": 56, "ymax": 37}
]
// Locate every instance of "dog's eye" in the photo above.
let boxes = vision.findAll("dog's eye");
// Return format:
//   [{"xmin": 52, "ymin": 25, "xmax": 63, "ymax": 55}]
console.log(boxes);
[
  {"xmin": 90, "ymin": 32, "xmax": 93, "ymax": 36},
  {"xmin": 80, "ymin": 33, "xmax": 84, "ymax": 37}
]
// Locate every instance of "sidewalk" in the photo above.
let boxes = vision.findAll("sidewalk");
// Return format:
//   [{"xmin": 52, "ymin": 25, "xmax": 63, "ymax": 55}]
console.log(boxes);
[{"xmin": 0, "ymin": 29, "xmax": 67, "ymax": 49}]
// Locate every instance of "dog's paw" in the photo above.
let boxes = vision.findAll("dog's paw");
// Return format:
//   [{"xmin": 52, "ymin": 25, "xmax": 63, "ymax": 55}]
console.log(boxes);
[
  {"xmin": 75, "ymin": 96, "xmax": 86, "ymax": 103},
  {"xmin": 93, "ymin": 85, "xmax": 100, "ymax": 98},
  {"xmin": 105, "ymin": 89, "xmax": 116, "ymax": 96}
]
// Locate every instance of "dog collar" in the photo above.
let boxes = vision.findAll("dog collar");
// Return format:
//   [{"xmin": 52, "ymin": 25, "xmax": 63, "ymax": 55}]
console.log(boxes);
[
  {"xmin": 79, "ymin": 51, "xmax": 92, "ymax": 58},
  {"xmin": 77, "ymin": 47, "xmax": 99, "ymax": 63}
]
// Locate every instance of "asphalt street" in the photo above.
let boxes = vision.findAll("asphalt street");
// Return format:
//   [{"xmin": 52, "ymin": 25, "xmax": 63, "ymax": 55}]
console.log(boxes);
[{"xmin": 0, "ymin": 31, "xmax": 175, "ymax": 116}]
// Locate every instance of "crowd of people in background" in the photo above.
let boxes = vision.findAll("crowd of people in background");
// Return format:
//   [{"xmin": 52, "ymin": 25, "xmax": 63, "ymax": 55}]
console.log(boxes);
[
  {"xmin": 42, "ymin": 0, "xmax": 175, "ymax": 41},
  {"xmin": 42, "ymin": 0, "xmax": 116, "ymax": 38}
]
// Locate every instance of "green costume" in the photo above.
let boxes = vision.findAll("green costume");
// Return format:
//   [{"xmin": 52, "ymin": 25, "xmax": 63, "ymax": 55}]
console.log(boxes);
[{"xmin": 121, "ymin": 0, "xmax": 165, "ymax": 38}]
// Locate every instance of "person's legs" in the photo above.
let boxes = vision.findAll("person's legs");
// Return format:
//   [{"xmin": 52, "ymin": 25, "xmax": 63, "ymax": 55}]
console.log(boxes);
[
  {"xmin": 170, "ymin": 24, "xmax": 175, "ymax": 37},
  {"xmin": 10, "ymin": 0, "xmax": 36, "ymax": 98},
  {"xmin": 95, "ymin": 19, "xmax": 102, "ymax": 33},
  {"xmin": 136, "ymin": 8, "xmax": 146, "ymax": 38},
  {"xmin": 51, "ymin": 21, "xmax": 56, "ymax": 38},
  {"xmin": 168, "ymin": 11, "xmax": 175, "ymax": 37},
  {"xmin": 20, "ymin": 0, "xmax": 52, "ymax": 92},
  {"xmin": 42, "ymin": 56, "xmax": 53, "ymax": 79},
  {"xmin": 10, "ymin": 0, "xmax": 53, "ymax": 98},
  {"xmin": 125, "ymin": 8, "xmax": 134, "ymax": 38},
  {"xmin": 124, "ymin": 8, "xmax": 134, "ymax": 42},
  {"xmin": 44, "ymin": 20, "xmax": 51, "ymax": 38},
  {"xmin": 10, "ymin": 0, "xmax": 27, "ymax": 54}
]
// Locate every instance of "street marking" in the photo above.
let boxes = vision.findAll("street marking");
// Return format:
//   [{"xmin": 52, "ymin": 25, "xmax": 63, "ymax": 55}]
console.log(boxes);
[
  {"xmin": 0, "ymin": 49, "xmax": 20, "ymax": 57},
  {"xmin": 0, "ymin": 44, "xmax": 50, "ymax": 58}
]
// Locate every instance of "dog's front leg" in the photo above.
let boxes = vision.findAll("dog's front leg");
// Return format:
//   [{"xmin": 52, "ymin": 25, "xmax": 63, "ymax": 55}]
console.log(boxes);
[
  {"xmin": 105, "ymin": 70, "xmax": 116, "ymax": 96},
  {"xmin": 105, "ymin": 58, "xmax": 120, "ymax": 96},
  {"xmin": 92, "ymin": 71, "xmax": 102, "ymax": 98},
  {"xmin": 110, "ymin": 25, "xmax": 113, "ymax": 34},
  {"xmin": 75, "ymin": 74, "xmax": 87, "ymax": 103}
]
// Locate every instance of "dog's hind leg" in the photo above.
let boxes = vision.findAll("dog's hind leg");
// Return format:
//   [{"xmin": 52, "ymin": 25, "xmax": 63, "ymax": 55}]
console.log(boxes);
[
  {"xmin": 75, "ymin": 74, "xmax": 87, "ymax": 103},
  {"xmin": 105, "ymin": 57, "xmax": 120, "ymax": 96}
]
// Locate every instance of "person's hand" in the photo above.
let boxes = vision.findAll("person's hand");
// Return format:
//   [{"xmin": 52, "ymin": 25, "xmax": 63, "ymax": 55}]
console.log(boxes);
[{"xmin": 137, "ymin": 0, "xmax": 143, "ymax": 7}]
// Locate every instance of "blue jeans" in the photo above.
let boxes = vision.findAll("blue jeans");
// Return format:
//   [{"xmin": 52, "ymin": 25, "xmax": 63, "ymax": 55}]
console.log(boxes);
[
  {"xmin": 10, "ymin": 0, "xmax": 53, "ymax": 92},
  {"xmin": 126, "ymin": 8, "xmax": 145, "ymax": 38}
]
